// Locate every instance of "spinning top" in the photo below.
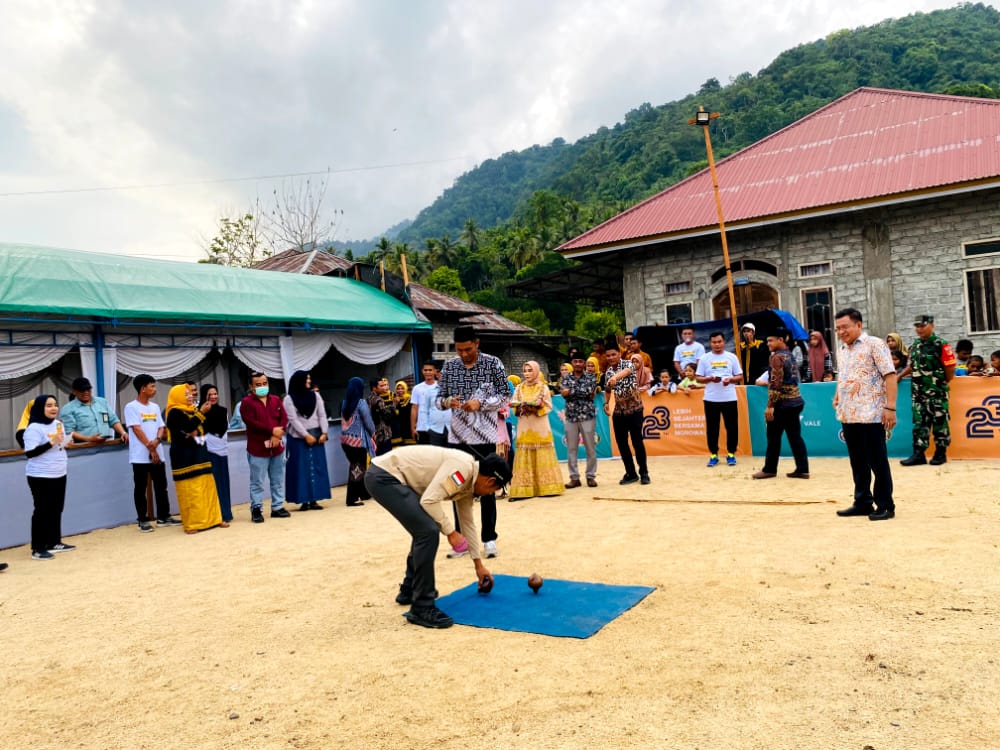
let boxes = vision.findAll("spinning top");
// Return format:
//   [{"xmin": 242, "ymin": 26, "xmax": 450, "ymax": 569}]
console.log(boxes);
[
  {"xmin": 527, "ymin": 573, "xmax": 543, "ymax": 594},
  {"xmin": 477, "ymin": 573, "xmax": 494, "ymax": 594}
]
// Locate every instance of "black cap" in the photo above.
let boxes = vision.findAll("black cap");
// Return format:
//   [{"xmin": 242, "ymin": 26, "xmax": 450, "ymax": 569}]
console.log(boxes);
[
  {"xmin": 568, "ymin": 347, "xmax": 585, "ymax": 361},
  {"xmin": 914, "ymin": 314, "xmax": 934, "ymax": 325},
  {"xmin": 479, "ymin": 453, "xmax": 512, "ymax": 493},
  {"xmin": 71, "ymin": 377, "xmax": 93, "ymax": 391}
]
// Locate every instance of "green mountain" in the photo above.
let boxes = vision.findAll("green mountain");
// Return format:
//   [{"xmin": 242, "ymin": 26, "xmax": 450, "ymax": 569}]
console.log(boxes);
[{"xmin": 395, "ymin": 3, "xmax": 1000, "ymax": 246}]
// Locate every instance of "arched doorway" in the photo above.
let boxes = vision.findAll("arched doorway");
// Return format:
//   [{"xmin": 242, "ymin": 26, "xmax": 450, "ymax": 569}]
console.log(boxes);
[{"xmin": 712, "ymin": 282, "xmax": 779, "ymax": 320}]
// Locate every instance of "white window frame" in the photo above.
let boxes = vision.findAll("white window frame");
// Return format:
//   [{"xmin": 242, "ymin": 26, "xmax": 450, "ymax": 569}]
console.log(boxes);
[
  {"xmin": 964, "ymin": 266, "xmax": 1000, "ymax": 334},
  {"xmin": 962, "ymin": 238, "xmax": 1000, "ymax": 259},
  {"xmin": 798, "ymin": 261, "xmax": 833, "ymax": 279},
  {"xmin": 665, "ymin": 280, "xmax": 692, "ymax": 296}
]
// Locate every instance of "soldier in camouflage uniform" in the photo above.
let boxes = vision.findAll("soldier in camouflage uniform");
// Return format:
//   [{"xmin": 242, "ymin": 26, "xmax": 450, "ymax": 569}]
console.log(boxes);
[{"xmin": 900, "ymin": 314, "xmax": 956, "ymax": 466}]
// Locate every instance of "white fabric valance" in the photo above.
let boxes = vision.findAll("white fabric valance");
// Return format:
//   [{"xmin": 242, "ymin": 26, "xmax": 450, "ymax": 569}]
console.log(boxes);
[
  {"xmin": 328, "ymin": 332, "xmax": 408, "ymax": 365},
  {"xmin": 106, "ymin": 334, "xmax": 216, "ymax": 379},
  {"xmin": 231, "ymin": 337, "xmax": 283, "ymax": 379},
  {"xmin": 0, "ymin": 333, "xmax": 78, "ymax": 380}
]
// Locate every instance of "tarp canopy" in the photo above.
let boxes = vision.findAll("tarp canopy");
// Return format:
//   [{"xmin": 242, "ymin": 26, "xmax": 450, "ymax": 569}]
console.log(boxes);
[{"xmin": 0, "ymin": 243, "xmax": 430, "ymax": 332}]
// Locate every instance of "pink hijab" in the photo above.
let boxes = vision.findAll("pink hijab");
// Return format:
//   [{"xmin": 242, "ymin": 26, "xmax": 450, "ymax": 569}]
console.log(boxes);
[{"xmin": 807, "ymin": 331, "xmax": 830, "ymax": 382}]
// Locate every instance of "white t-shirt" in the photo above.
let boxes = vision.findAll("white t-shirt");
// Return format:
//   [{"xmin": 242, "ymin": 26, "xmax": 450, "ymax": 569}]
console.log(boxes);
[
  {"xmin": 673, "ymin": 340, "xmax": 706, "ymax": 371},
  {"xmin": 124, "ymin": 399, "xmax": 166, "ymax": 464},
  {"xmin": 23, "ymin": 420, "xmax": 70, "ymax": 478},
  {"xmin": 411, "ymin": 380, "xmax": 451, "ymax": 434},
  {"xmin": 696, "ymin": 350, "xmax": 743, "ymax": 403}
]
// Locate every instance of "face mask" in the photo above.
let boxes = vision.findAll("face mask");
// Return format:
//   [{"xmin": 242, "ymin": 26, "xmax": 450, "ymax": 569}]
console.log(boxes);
[{"xmin": 254, "ymin": 386, "xmax": 269, "ymax": 397}]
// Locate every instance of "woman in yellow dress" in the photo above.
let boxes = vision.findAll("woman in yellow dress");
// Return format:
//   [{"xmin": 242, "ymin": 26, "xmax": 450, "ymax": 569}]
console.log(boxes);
[
  {"xmin": 509, "ymin": 361, "xmax": 565, "ymax": 499},
  {"xmin": 165, "ymin": 384, "xmax": 226, "ymax": 534}
]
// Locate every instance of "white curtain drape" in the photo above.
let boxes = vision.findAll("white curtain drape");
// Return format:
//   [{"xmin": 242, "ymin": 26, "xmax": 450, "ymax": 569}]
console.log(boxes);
[
  {"xmin": 328, "ymin": 332, "xmax": 408, "ymax": 365},
  {"xmin": 0, "ymin": 333, "xmax": 78, "ymax": 380},
  {"xmin": 79, "ymin": 345, "xmax": 119, "ymax": 413},
  {"xmin": 231, "ymin": 337, "xmax": 283, "ymax": 379},
  {"xmin": 106, "ymin": 334, "xmax": 216, "ymax": 379}
]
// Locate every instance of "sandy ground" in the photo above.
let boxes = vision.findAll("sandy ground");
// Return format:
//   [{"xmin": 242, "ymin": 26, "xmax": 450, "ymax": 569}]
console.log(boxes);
[{"xmin": 2, "ymin": 455, "xmax": 999, "ymax": 750}]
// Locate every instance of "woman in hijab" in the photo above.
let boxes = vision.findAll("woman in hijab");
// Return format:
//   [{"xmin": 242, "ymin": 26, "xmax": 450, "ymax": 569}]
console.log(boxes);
[
  {"xmin": 806, "ymin": 330, "xmax": 834, "ymax": 383},
  {"xmin": 509, "ymin": 361, "xmax": 564, "ymax": 500},
  {"xmin": 631, "ymin": 353, "xmax": 653, "ymax": 393},
  {"xmin": 391, "ymin": 380, "xmax": 414, "ymax": 446},
  {"xmin": 165, "ymin": 384, "xmax": 225, "ymax": 534},
  {"xmin": 283, "ymin": 370, "xmax": 331, "ymax": 511},
  {"xmin": 199, "ymin": 383, "xmax": 233, "ymax": 523},
  {"xmin": 23, "ymin": 394, "xmax": 74, "ymax": 559},
  {"xmin": 885, "ymin": 332, "xmax": 909, "ymax": 358},
  {"xmin": 340, "ymin": 376, "xmax": 377, "ymax": 506}
]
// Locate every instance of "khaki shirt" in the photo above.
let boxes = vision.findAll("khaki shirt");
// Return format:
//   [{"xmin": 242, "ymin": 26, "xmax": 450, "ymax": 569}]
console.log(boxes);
[{"xmin": 371, "ymin": 446, "xmax": 483, "ymax": 559}]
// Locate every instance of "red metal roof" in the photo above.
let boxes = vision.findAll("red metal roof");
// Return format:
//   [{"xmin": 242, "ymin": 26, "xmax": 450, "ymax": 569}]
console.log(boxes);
[{"xmin": 560, "ymin": 87, "xmax": 1000, "ymax": 254}]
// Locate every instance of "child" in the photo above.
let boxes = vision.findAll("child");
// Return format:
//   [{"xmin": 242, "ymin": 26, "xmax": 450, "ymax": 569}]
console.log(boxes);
[
  {"xmin": 988, "ymin": 350, "xmax": 1000, "ymax": 376},
  {"xmin": 891, "ymin": 350, "xmax": 909, "ymax": 378},
  {"xmin": 966, "ymin": 354, "xmax": 986, "ymax": 376},
  {"xmin": 954, "ymin": 339, "xmax": 973, "ymax": 376},
  {"xmin": 649, "ymin": 369, "xmax": 674, "ymax": 396},
  {"xmin": 678, "ymin": 363, "xmax": 703, "ymax": 393}
]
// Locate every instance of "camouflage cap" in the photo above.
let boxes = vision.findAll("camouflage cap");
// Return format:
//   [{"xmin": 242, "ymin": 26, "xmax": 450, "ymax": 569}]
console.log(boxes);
[{"xmin": 914, "ymin": 314, "xmax": 934, "ymax": 325}]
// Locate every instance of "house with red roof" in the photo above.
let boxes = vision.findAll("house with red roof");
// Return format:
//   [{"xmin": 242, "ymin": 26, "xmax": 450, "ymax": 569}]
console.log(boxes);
[{"xmin": 558, "ymin": 87, "xmax": 1000, "ymax": 353}]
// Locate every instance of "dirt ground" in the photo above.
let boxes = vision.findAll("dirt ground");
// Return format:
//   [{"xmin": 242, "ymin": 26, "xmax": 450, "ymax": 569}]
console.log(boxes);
[{"xmin": 2, "ymin": 455, "xmax": 998, "ymax": 750}]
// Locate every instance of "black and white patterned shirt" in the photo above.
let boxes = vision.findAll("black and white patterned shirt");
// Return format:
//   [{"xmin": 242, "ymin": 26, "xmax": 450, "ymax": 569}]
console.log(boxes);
[
  {"xmin": 561, "ymin": 372, "xmax": 598, "ymax": 423},
  {"xmin": 436, "ymin": 352, "xmax": 509, "ymax": 446},
  {"xmin": 603, "ymin": 360, "xmax": 642, "ymax": 415}
]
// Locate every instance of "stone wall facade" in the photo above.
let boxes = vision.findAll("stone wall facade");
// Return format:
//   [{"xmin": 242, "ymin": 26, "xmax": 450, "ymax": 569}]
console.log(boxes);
[{"xmin": 625, "ymin": 188, "xmax": 1000, "ymax": 354}]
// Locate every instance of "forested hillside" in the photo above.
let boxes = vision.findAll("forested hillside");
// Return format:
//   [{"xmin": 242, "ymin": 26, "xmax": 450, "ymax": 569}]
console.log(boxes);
[{"xmin": 395, "ymin": 3, "xmax": 1000, "ymax": 246}]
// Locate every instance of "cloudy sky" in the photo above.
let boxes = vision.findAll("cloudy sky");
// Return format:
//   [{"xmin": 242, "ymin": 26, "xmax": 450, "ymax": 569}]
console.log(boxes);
[{"xmin": 0, "ymin": 0, "xmax": 984, "ymax": 262}]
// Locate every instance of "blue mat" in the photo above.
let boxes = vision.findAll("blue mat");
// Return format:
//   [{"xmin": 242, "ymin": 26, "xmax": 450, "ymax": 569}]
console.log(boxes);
[{"xmin": 429, "ymin": 574, "xmax": 655, "ymax": 638}]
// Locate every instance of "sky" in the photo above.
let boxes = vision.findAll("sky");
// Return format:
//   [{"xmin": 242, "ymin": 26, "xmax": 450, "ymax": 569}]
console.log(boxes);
[{"xmin": 0, "ymin": 1, "xmax": 986, "ymax": 263}]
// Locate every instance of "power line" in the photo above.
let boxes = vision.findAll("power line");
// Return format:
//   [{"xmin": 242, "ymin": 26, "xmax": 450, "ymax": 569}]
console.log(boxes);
[{"xmin": 0, "ymin": 156, "xmax": 471, "ymax": 199}]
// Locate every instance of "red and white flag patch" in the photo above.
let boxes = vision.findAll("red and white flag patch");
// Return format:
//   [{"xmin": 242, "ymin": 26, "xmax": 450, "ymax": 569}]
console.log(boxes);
[{"xmin": 450, "ymin": 470, "xmax": 466, "ymax": 486}]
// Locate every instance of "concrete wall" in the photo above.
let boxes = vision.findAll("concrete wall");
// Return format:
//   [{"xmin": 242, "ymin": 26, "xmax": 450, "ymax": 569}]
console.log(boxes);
[{"xmin": 625, "ymin": 188, "xmax": 1000, "ymax": 354}]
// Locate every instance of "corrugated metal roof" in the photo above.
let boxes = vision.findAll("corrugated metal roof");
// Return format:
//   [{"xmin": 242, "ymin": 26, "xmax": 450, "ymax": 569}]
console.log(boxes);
[
  {"xmin": 560, "ymin": 87, "xmax": 1000, "ymax": 254},
  {"xmin": 407, "ymin": 283, "xmax": 490, "ymax": 314},
  {"xmin": 459, "ymin": 312, "xmax": 535, "ymax": 334},
  {"xmin": 254, "ymin": 247, "xmax": 353, "ymax": 275}
]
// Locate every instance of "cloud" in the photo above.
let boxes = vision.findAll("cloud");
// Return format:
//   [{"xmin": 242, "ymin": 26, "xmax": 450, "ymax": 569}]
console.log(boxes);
[{"xmin": 0, "ymin": 0, "xmax": 981, "ymax": 260}]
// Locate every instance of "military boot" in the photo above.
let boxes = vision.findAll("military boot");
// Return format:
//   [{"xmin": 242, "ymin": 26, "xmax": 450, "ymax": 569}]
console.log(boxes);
[
  {"xmin": 929, "ymin": 447, "xmax": 947, "ymax": 465},
  {"xmin": 900, "ymin": 448, "xmax": 927, "ymax": 466}
]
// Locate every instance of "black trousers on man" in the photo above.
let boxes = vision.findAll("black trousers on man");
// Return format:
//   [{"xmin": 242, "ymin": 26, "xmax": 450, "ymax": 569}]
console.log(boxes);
[
  {"xmin": 131, "ymin": 462, "xmax": 171, "ymax": 522},
  {"xmin": 364, "ymin": 466, "xmax": 439, "ymax": 609},
  {"xmin": 612, "ymin": 410, "xmax": 647, "ymax": 479},
  {"xmin": 842, "ymin": 422, "xmax": 894, "ymax": 512},
  {"xmin": 704, "ymin": 400, "xmax": 739, "ymax": 455},
  {"xmin": 762, "ymin": 405, "xmax": 809, "ymax": 474},
  {"xmin": 451, "ymin": 442, "xmax": 497, "ymax": 542}
]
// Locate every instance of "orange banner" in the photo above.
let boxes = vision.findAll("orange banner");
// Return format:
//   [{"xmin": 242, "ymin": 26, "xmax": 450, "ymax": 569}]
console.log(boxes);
[
  {"xmin": 608, "ymin": 389, "xmax": 753, "ymax": 458},
  {"xmin": 932, "ymin": 377, "xmax": 1000, "ymax": 459}
]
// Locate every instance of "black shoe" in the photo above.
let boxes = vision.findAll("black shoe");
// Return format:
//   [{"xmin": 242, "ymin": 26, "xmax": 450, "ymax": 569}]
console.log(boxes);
[
  {"xmin": 271, "ymin": 508, "xmax": 291, "ymax": 518},
  {"xmin": 307, "ymin": 502, "xmax": 324, "ymax": 510},
  {"xmin": 404, "ymin": 605, "xmax": 454, "ymax": 629},
  {"xmin": 869, "ymin": 508, "xmax": 896, "ymax": 521},
  {"xmin": 836, "ymin": 505, "xmax": 874, "ymax": 517},
  {"xmin": 620, "ymin": 474, "xmax": 640, "ymax": 485},
  {"xmin": 298, "ymin": 503, "xmax": 311, "ymax": 511},
  {"xmin": 156, "ymin": 517, "xmax": 182, "ymax": 527},
  {"xmin": 0, "ymin": 562, "xmax": 7, "ymax": 572},
  {"xmin": 900, "ymin": 452, "xmax": 927, "ymax": 466},
  {"xmin": 251, "ymin": 507, "xmax": 265, "ymax": 523},
  {"xmin": 929, "ymin": 449, "xmax": 947, "ymax": 466},
  {"xmin": 640, "ymin": 474, "xmax": 651, "ymax": 485},
  {"xmin": 346, "ymin": 501, "xmax": 365, "ymax": 507},
  {"xmin": 395, "ymin": 584, "xmax": 413, "ymax": 605}
]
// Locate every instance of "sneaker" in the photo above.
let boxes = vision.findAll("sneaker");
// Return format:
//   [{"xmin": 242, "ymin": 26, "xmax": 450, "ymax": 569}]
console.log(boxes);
[
  {"xmin": 726, "ymin": 454, "xmax": 737, "ymax": 467},
  {"xmin": 619, "ymin": 474, "xmax": 639, "ymax": 485},
  {"xmin": 156, "ymin": 517, "xmax": 182, "ymax": 527},
  {"xmin": 137, "ymin": 522, "xmax": 155, "ymax": 533},
  {"xmin": 707, "ymin": 455, "xmax": 720, "ymax": 467},
  {"xmin": 404, "ymin": 605, "xmax": 454, "ymax": 629},
  {"xmin": 251, "ymin": 507, "xmax": 265, "ymax": 523},
  {"xmin": 446, "ymin": 547, "xmax": 469, "ymax": 559},
  {"xmin": 48, "ymin": 543, "xmax": 76, "ymax": 553},
  {"xmin": 484, "ymin": 540, "xmax": 499, "ymax": 559},
  {"xmin": 32, "ymin": 550, "xmax": 55, "ymax": 560},
  {"xmin": 271, "ymin": 508, "xmax": 291, "ymax": 518},
  {"xmin": 395, "ymin": 584, "xmax": 413, "ymax": 605}
]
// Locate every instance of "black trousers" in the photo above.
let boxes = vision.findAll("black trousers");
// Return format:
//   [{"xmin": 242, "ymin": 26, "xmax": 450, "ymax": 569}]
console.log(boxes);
[
  {"xmin": 131, "ymin": 462, "xmax": 171, "ymax": 522},
  {"xmin": 450, "ymin": 442, "xmax": 497, "ymax": 543},
  {"xmin": 28, "ymin": 475, "xmax": 66, "ymax": 553},
  {"xmin": 365, "ymin": 466, "xmax": 440, "ymax": 609},
  {"xmin": 341, "ymin": 444, "xmax": 372, "ymax": 504},
  {"xmin": 704, "ymin": 400, "xmax": 739, "ymax": 455},
  {"xmin": 842, "ymin": 422, "xmax": 894, "ymax": 511},
  {"xmin": 762, "ymin": 405, "xmax": 809, "ymax": 474},
  {"xmin": 612, "ymin": 410, "xmax": 648, "ymax": 477}
]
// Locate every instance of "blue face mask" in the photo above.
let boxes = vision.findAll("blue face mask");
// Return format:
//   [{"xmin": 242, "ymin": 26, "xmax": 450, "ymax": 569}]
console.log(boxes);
[{"xmin": 254, "ymin": 386, "xmax": 269, "ymax": 397}]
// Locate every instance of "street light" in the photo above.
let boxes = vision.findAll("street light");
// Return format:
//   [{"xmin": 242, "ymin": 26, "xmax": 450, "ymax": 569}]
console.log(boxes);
[{"xmin": 689, "ymin": 105, "xmax": 741, "ymax": 349}]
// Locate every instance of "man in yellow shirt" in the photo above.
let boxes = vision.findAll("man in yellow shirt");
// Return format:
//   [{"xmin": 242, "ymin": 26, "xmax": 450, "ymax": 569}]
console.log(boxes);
[{"xmin": 365, "ymin": 445, "xmax": 511, "ymax": 629}]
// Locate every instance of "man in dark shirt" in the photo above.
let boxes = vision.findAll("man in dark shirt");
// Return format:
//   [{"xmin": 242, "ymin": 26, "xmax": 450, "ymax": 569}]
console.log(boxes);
[
  {"xmin": 603, "ymin": 347, "xmax": 649, "ymax": 485},
  {"xmin": 560, "ymin": 347, "xmax": 599, "ymax": 488}
]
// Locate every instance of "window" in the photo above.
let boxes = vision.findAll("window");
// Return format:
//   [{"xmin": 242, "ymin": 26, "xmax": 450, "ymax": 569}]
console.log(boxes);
[
  {"xmin": 801, "ymin": 287, "xmax": 834, "ymax": 351},
  {"xmin": 966, "ymin": 268, "xmax": 1000, "ymax": 333},
  {"xmin": 665, "ymin": 280, "xmax": 691, "ymax": 295},
  {"xmin": 664, "ymin": 302, "xmax": 693, "ymax": 325},
  {"xmin": 799, "ymin": 261, "xmax": 832, "ymax": 278},
  {"xmin": 711, "ymin": 259, "xmax": 778, "ymax": 284},
  {"xmin": 964, "ymin": 239, "xmax": 1000, "ymax": 258}
]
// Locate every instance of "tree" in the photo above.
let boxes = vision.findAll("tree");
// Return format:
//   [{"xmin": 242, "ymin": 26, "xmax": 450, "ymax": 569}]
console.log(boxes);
[
  {"xmin": 423, "ymin": 267, "xmax": 469, "ymax": 300},
  {"xmin": 571, "ymin": 306, "xmax": 625, "ymax": 343},
  {"xmin": 262, "ymin": 175, "xmax": 342, "ymax": 254},
  {"xmin": 201, "ymin": 212, "xmax": 267, "ymax": 267}
]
